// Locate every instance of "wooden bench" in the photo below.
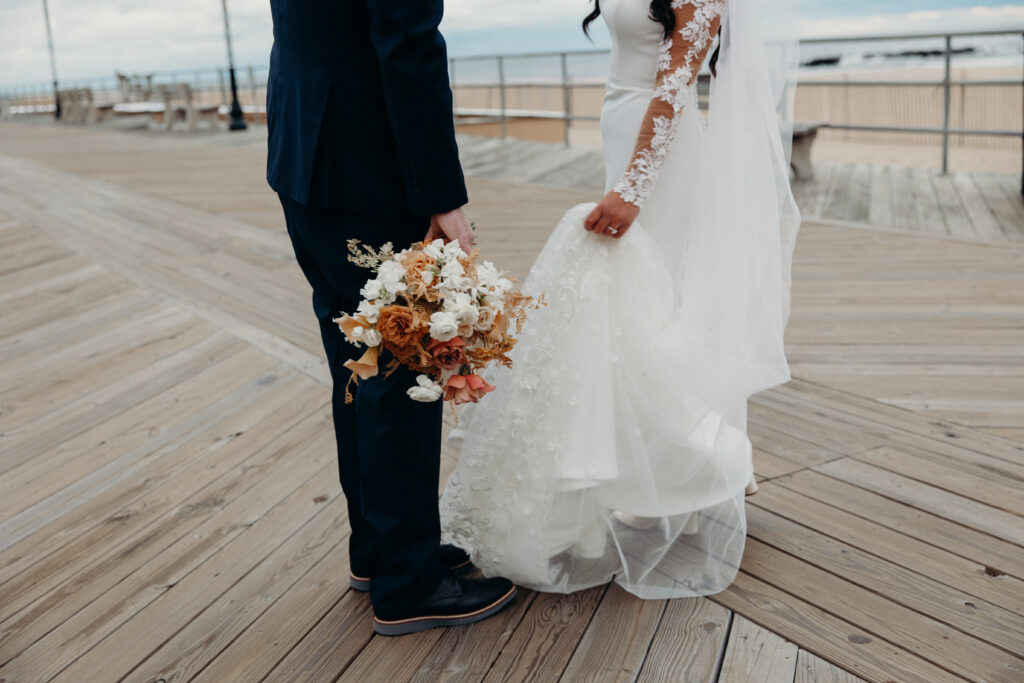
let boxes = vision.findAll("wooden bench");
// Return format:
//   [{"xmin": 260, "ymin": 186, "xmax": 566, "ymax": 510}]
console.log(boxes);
[
  {"xmin": 791, "ymin": 122, "xmax": 827, "ymax": 181},
  {"xmin": 155, "ymin": 83, "xmax": 220, "ymax": 131},
  {"xmin": 56, "ymin": 88, "xmax": 116, "ymax": 125}
]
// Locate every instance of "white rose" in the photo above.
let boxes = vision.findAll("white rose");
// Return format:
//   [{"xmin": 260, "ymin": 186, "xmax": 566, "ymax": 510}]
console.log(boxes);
[
  {"xmin": 475, "ymin": 261, "xmax": 502, "ymax": 288},
  {"xmin": 423, "ymin": 240, "xmax": 445, "ymax": 260},
  {"xmin": 429, "ymin": 311, "xmax": 460, "ymax": 342},
  {"xmin": 361, "ymin": 327, "xmax": 382, "ymax": 347},
  {"xmin": 441, "ymin": 241, "xmax": 466, "ymax": 260},
  {"xmin": 444, "ymin": 291, "xmax": 480, "ymax": 327},
  {"xmin": 356, "ymin": 300, "xmax": 381, "ymax": 323},
  {"xmin": 378, "ymin": 260, "xmax": 406, "ymax": 283},
  {"xmin": 440, "ymin": 259, "xmax": 465, "ymax": 280},
  {"xmin": 494, "ymin": 277, "xmax": 515, "ymax": 293},
  {"xmin": 407, "ymin": 374, "xmax": 444, "ymax": 402},
  {"xmin": 360, "ymin": 279, "xmax": 397, "ymax": 305}
]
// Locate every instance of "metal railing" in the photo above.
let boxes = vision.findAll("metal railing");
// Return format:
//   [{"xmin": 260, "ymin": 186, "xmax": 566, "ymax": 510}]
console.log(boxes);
[
  {"xmin": 1, "ymin": 30, "xmax": 1021, "ymax": 183},
  {"xmin": 0, "ymin": 64, "xmax": 270, "ymax": 115},
  {"xmin": 447, "ymin": 29, "xmax": 1024, "ymax": 178}
]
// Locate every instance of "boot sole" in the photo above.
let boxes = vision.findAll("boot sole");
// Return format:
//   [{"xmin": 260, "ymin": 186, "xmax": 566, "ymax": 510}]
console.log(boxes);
[{"xmin": 372, "ymin": 586, "xmax": 517, "ymax": 636}]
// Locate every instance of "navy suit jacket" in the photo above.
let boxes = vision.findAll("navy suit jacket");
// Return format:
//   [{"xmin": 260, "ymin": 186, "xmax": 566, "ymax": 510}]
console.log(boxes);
[{"xmin": 267, "ymin": 0, "xmax": 468, "ymax": 217}]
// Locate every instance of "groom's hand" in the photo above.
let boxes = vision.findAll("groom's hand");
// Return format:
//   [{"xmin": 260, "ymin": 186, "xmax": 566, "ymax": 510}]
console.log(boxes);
[{"xmin": 426, "ymin": 207, "xmax": 474, "ymax": 254}]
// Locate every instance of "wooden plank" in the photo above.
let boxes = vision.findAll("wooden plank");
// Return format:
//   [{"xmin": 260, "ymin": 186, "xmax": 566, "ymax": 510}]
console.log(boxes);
[
  {"xmin": 482, "ymin": 586, "xmax": 608, "ymax": 682},
  {"xmin": 260, "ymin": 591, "xmax": 374, "ymax": 683},
  {"xmin": 560, "ymin": 583, "xmax": 666, "ymax": 682},
  {"xmin": 718, "ymin": 614, "xmax": 798, "ymax": 683},
  {"xmin": 854, "ymin": 446, "xmax": 1024, "ymax": 516},
  {"xmin": 0, "ymin": 408, "xmax": 334, "ymax": 668},
  {"xmin": 0, "ymin": 370, "xmax": 320, "ymax": 599},
  {"xmin": 745, "ymin": 509, "xmax": 1024, "ymax": 663},
  {"xmin": 794, "ymin": 650, "xmax": 867, "ymax": 683},
  {"xmin": 929, "ymin": 171, "xmax": 975, "ymax": 239},
  {"xmin": 774, "ymin": 469, "xmax": 1024, "ymax": 581},
  {"xmin": 866, "ymin": 164, "xmax": 893, "ymax": 228},
  {"xmin": 817, "ymin": 457, "xmax": 1024, "ymax": 547},
  {"xmin": 0, "ymin": 344, "xmax": 279, "ymax": 543},
  {"xmin": 752, "ymin": 481, "xmax": 1024, "ymax": 615},
  {"xmin": 636, "ymin": 599, "xmax": 731, "ymax": 683},
  {"xmin": 11, "ymin": 431, "xmax": 337, "ymax": 682},
  {"xmin": 712, "ymin": 572, "xmax": 956, "ymax": 683},
  {"xmin": 121, "ymin": 496, "xmax": 350, "ymax": 683},
  {"xmin": 910, "ymin": 167, "xmax": 948, "ymax": 236},
  {"xmin": 738, "ymin": 538, "xmax": 1024, "ymax": 682},
  {"xmin": 974, "ymin": 172, "xmax": 1024, "ymax": 242},
  {"xmin": 952, "ymin": 171, "xmax": 1005, "ymax": 241}
]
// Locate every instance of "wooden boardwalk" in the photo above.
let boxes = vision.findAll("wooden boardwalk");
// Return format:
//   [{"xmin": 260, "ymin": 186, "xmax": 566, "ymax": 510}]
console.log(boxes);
[{"xmin": 0, "ymin": 121, "xmax": 1022, "ymax": 682}]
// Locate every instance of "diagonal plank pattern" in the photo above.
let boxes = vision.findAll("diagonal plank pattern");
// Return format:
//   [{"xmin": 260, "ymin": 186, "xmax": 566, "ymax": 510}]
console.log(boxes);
[{"xmin": 0, "ymin": 120, "xmax": 1022, "ymax": 681}]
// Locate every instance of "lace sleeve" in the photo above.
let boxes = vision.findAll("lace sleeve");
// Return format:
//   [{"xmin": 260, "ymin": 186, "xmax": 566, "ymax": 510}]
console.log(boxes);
[{"xmin": 612, "ymin": 0, "xmax": 726, "ymax": 207}]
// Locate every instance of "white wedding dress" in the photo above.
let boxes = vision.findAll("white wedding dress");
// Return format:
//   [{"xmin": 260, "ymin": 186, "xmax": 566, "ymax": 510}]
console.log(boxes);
[{"xmin": 441, "ymin": 0, "xmax": 800, "ymax": 599}]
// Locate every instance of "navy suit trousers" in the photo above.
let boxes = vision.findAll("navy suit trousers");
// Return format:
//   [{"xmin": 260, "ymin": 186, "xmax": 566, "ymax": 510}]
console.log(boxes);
[{"xmin": 278, "ymin": 194, "xmax": 447, "ymax": 612}]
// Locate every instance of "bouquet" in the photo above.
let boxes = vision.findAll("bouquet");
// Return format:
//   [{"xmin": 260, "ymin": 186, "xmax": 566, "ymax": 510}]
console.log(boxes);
[{"xmin": 335, "ymin": 238, "xmax": 541, "ymax": 404}]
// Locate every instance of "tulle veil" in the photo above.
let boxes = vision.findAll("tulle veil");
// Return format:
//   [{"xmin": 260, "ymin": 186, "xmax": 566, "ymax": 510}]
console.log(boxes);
[{"xmin": 440, "ymin": 0, "xmax": 802, "ymax": 599}]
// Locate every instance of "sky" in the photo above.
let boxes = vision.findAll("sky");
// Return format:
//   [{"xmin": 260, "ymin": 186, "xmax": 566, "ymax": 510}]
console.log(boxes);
[{"xmin": 1, "ymin": 1, "xmax": 1022, "ymax": 87}]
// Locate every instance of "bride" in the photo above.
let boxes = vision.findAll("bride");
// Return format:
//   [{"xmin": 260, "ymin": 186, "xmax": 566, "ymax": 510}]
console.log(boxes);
[{"xmin": 441, "ymin": 0, "xmax": 801, "ymax": 599}]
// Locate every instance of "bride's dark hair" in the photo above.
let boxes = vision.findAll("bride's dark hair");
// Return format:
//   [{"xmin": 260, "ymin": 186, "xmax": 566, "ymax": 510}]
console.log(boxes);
[{"xmin": 583, "ymin": 0, "xmax": 722, "ymax": 76}]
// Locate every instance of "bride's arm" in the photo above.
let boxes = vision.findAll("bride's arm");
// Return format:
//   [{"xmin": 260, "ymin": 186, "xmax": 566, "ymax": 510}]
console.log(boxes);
[{"xmin": 585, "ymin": 0, "xmax": 725, "ymax": 238}]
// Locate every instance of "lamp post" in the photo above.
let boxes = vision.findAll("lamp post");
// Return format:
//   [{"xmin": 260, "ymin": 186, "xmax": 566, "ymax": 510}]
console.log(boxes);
[
  {"xmin": 41, "ymin": 0, "xmax": 60, "ymax": 120},
  {"xmin": 220, "ymin": 0, "xmax": 247, "ymax": 131}
]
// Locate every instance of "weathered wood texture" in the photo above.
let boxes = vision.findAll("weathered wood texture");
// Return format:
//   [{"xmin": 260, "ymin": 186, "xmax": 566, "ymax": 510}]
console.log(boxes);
[{"xmin": 1, "ymin": 120, "xmax": 1021, "ymax": 682}]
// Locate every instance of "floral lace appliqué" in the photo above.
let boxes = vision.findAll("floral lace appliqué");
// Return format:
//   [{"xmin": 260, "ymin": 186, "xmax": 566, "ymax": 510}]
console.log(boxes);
[{"xmin": 612, "ymin": 0, "xmax": 726, "ymax": 208}]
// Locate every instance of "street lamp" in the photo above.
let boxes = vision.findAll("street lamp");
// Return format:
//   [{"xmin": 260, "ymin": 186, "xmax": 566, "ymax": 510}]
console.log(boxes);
[
  {"xmin": 220, "ymin": 0, "xmax": 247, "ymax": 131},
  {"xmin": 41, "ymin": 0, "xmax": 60, "ymax": 119}
]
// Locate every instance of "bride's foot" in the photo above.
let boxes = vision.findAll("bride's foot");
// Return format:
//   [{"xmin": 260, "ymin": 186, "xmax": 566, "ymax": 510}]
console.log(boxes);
[
  {"xmin": 745, "ymin": 477, "xmax": 759, "ymax": 496},
  {"xmin": 572, "ymin": 519, "xmax": 609, "ymax": 558},
  {"xmin": 611, "ymin": 510, "xmax": 659, "ymax": 530}
]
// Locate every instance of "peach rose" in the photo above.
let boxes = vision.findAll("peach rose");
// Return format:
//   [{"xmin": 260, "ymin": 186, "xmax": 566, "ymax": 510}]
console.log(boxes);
[
  {"xmin": 402, "ymin": 251, "xmax": 435, "ymax": 272},
  {"xmin": 427, "ymin": 337, "xmax": 467, "ymax": 371},
  {"xmin": 378, "ymin": 305, "xmax": 425, "ymax": 358},
  {"xmin": 444, "ymin": 374, "xmax": 495, "ymax": 405}
]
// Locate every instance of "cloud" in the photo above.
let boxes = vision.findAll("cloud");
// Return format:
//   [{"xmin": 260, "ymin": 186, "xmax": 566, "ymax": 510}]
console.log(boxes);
[
  {"xmin": 799, "ymin": 5, "xmax": 1024, "ymax": 38},
  {"xmin": 1, "ymin": 1, "xmax": 1021, "ymax": 87}
]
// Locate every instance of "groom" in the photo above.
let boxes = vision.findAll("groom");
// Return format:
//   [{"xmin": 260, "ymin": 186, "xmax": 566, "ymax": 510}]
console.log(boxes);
[{"xmin": 267, "ymin": 0, "xmax": 516, "ymax": 635}]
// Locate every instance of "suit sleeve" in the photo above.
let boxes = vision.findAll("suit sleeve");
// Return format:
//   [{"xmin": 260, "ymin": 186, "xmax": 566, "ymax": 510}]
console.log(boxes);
[{"xmin": 366, "ymin": 0, "xmax": 468, "ymax": 216}]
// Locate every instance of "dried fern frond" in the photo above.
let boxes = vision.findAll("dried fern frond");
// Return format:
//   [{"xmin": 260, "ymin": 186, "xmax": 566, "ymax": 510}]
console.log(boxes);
[{"xmin": 347, "ymin": 239, "xmax": 395, "ymax": 270}]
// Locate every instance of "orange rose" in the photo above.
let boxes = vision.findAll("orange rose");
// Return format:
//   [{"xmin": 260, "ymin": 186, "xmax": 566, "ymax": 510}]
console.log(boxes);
[
  {"xmin": 444, "ymin": 374, "xmax": 495, "ymax": 404},
  {"xmin": 378, "ymin": 306, "xmax": 425, "ymax": 358}
]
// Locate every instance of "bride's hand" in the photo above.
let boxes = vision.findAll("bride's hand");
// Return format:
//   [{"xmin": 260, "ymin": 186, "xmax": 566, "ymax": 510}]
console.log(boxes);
[{"xmin": 584, "ymin": 192, "xmax": 639, "ymax": 239}]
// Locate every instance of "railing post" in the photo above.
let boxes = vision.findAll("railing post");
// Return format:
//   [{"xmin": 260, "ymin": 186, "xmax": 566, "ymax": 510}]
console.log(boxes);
[
  {"xmin": 561, "ymin": 52, "xmax": 571, "ymax": 147},
  {"xmin": 941, "ymin": 35, "xmax": 952, "ymax": 174},
  {"xmin": 497, "ymin": 56, "xmax": 507, "ymax": 140},
  {"xmin": 248, "ymin": 66, "xmax": 258, "ymax": 107},
  {"xmin": 218, "ymin": 68, "xmax": 228, "ymax": 107},
  {"xmin": 1020, "ymin": 32, "xmax": 1023, "ymax": 200}
]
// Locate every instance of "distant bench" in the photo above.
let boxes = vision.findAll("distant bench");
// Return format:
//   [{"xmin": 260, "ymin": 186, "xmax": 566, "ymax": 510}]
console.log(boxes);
[
  {"xmin": 156, "ymin": 83, "xmax": 220, "ymax": 131},
  {"xmin": 58, "ymin": 88, "xmax": 117, "ymax": 125},
  {"xmin": 791, "ymin": 122, "xmax": 827, "ymax": 181}
]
